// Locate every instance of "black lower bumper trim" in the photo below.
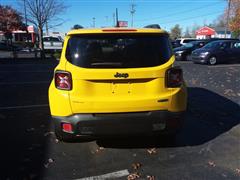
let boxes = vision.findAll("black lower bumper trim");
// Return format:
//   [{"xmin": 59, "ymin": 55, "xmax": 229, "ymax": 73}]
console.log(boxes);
[{"xmin": 53, "ymin": 110, "xmax": 185, "ymax": 136}]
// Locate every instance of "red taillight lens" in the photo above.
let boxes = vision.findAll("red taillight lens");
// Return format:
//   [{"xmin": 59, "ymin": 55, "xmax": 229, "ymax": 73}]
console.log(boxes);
[
  {"xmin": 62, "ymin": 123, "xmax": 73, "ymax": 133},
  {"xmin": 166, "ymin": 67, "xmax": 183, "ymax": 88},
  {"xmin": 55, "ymin": 71, "xmax": 72, "ymax": 90}
]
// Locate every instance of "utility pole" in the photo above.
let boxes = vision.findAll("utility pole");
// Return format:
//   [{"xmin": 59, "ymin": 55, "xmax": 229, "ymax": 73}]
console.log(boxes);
[
  {"xmin": 225, "ymin": 0, "xmax": 231, "ymax": 38},
  {"xmin": 130, "ymin": 1, "xmax": 136, "ymax": 27},
  {"xmin": 92, "ymin": 17, "xmax": 96, "ymax": 28},
  {"xmin": 116, "ymin": 8, "xmax": 119, "ymax": 27},
  {"xmin": 46, "ymin": 21, "xmax": 49, "ymax": 36},
  {"xmin": 24, "ymin": 0, "xmax": 29, "ymax": 42},
  {"xmin": 113, "ymin": 13, "xmax": 115, "ymax": 27}
]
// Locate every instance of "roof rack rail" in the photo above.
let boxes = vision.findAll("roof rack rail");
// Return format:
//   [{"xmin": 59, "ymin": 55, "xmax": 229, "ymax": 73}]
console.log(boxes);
[{"xmin": 144, "ymin": 24, "xmax": 161, "ymax": 29}]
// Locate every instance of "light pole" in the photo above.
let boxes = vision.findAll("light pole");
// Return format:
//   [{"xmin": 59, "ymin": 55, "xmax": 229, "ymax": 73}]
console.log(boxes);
[
  {"xmin": 130, "ymin": 3, "xmax": 136, "ymax": 27},
  {"xmin": 92, "ymin": 17, "xmax": 96, "ymax": 28}
]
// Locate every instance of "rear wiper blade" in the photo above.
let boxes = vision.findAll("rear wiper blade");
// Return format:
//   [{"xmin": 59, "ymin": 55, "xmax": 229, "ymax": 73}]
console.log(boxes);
[{"xmin": 91, "ymin": 62, "xmax": 123, "ymax": 67}]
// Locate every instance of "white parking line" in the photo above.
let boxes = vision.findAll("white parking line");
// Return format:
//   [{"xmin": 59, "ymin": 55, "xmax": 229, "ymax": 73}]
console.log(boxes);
[
  {"xmin": 0, "ymin": 104, "xmax": 49, "ymax": 110},
  {"xmin": 0, "ymin": 71, "xmax": 52, "ymax": 73},
  {"xmin": 0, "ymin": 81, "xmax": 50, "ymax": 85},
  {"xmin": 75, "ymin": 169, "xmax": 130, "ymax": 180}
]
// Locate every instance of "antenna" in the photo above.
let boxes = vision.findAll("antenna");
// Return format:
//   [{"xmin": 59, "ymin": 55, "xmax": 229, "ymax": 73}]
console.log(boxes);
[{"xmin": 130, "ymin": 1, "xmax": 136, "ymax": 27}]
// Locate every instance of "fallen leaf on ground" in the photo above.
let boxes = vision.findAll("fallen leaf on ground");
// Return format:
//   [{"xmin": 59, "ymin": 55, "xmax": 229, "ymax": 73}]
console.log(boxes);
[
  {"xmin": 44, "ymin": 163, "xmax": 49, "ymax": 168},
  {"xmin": 191, "ymin": 79, "xmax": 197, "ymax": 85},
  {"xmin": 147, "ymin": 175, "xmax": 155, "ymax": 180},
  {"xmin": 48, "ymin": 158, "xmax": 54, "ymax": 163},
  {"xmin": 132, "ymin": 163, "xmax": 142, "ymax": 170},
  {"xmin": 91, "ymin": 147, "xmax": 105, "ymax": 154},
  {"xmin": 147, "ymin": 148, "xmax": 157, "ymax": 155},
  {"xmin": 127, "ymin": 173, "xmax": 140, "ymax": 180},
  {"xmin": 224, "ymin": 89, "xmax": 233, "ymax": 95},
  {"xmin": 236, "ymin": 168, "xmax": 240, "ymax": 175},
  {"xmin": 208, "ymin": 161, "xmax": 216, "ymax": 167},
  {"xmin": 44, "ymin": 158, "xmax": 54, "ymax": 168}
]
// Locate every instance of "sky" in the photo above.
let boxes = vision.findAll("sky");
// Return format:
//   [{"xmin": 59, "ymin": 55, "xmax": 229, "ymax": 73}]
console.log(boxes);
[{"xmin": 1, "ymin": 0, "xmax": 227, "ymax": 34}]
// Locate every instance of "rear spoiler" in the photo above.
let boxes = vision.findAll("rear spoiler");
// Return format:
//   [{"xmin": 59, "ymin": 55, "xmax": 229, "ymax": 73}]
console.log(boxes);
[{"xmin": 144, "ymin": 24, "xmax": 161, "ymax": 29}]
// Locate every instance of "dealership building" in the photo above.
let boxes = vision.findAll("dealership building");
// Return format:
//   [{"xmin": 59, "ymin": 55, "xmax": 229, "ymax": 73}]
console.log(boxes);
[
  {"xmin": 0, "ymin": 25, "xmax": 38, "ymax": 43},
  {"xmin": 195, "ymin": 26, "xmax": 232, "ymax": 39}
]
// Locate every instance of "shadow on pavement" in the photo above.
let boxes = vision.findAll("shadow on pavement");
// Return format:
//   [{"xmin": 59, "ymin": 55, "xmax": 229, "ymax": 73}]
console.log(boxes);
[
  {"xmin": 0, "ymin": 108, "xmax": 51, "ymax": 180},
  {"xmin": 96, "ymin": 87, "xmax": 240, "ymax": 148}
]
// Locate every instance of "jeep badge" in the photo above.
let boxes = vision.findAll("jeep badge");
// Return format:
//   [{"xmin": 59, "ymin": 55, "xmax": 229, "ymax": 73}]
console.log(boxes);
[{"xmin": 114, "ymin": 72, "xmax": 129, "ymax": 78}]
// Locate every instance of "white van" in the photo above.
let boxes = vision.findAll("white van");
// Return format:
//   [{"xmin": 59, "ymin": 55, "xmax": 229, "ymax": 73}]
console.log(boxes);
[
  {"xmin": 176, "ymin": 38, "xmax": 196, "ymax": 46},
  {"xmin": 43, "ymin": 36, "xmax": 63, "ymax": 52}
]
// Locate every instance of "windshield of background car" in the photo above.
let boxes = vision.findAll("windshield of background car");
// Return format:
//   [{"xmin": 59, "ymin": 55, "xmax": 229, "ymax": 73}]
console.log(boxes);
[
  {"xmin": 183, "ymin": 42, "xmax": 194, "ymax": 48},
  {"xmin": 65, "ymin": 34, "xmax": 172, "ymax": 68}
]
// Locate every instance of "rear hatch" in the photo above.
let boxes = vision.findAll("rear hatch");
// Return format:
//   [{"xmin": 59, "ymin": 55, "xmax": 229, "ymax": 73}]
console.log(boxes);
[{"xmin": 65, "ymin": 33, "xmax": 174, "ymax": 113}]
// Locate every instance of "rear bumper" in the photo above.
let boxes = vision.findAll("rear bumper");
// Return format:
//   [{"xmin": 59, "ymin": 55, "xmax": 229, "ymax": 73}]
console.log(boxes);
[{"xmin": 53, "ymin": 110, "xmax": 185, "ymax": 137}]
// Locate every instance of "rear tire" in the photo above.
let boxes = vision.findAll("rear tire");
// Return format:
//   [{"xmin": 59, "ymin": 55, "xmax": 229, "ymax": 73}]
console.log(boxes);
[{"xmin": 208, "ymin": 56, "xmax": 217, "ymax": 65}]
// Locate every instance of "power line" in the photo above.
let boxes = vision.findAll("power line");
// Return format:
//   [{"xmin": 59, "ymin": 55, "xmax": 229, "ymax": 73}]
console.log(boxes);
[
  {"xmin": 135, "ymin": 2, "xmax": 222, "ymax": 22},
  {"xmin": 160, "ymin": 10, "xmax": 223, "ymax": 25}
]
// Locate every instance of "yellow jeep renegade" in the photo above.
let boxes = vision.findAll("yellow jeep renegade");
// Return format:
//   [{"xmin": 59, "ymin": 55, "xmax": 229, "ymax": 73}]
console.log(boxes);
[{"xmin": 48, "ymin": 25, "xmax": 187, "ymax": 141}]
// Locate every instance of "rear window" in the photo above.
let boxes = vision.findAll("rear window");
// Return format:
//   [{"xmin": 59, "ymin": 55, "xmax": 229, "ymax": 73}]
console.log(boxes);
[
  {"xmin": 66, "ymin": 34, "xmax": 172, "ymax": 68},
  {"xmin": 183, "ymin": 39, "xmax": 196, "ymax": 43},
  {"xmin": 43, "ymin": 37, "xmax": 61, "ymax": 42}
]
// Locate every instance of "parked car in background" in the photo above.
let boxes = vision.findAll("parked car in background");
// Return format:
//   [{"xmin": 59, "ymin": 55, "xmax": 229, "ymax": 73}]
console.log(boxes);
[
  {"xmin": 174, "ymin": 40, "xmax": 207, "ymax": 61},
  {"xmin": 191, "ymin": 40, "xmax": 240, "ymax": 65},
  {"xmin": 176, "ymin": 38, "xmax": 196, "ymax": 46},
  {"xmin": 43, "ymin": 36, "xmax": 63, "ymax": 52},
  {"xmin": 0, "ymin": 42, "xmax": 20, "ymax": 51},
  {"xmin": 171, "ymin": 40, "xmax": 181, "ymax": 48}
]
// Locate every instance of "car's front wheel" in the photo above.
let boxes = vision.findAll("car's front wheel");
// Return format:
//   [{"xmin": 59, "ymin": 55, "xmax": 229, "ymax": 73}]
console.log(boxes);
[{"xmin": 208, "ymin": 56, "xmax": 217, "ymax": 65}]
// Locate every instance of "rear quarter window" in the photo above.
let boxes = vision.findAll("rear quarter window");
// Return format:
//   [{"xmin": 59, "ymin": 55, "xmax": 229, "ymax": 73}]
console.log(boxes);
[{"xmin": 65, "ymin": 34, "xmax": 173, "ymax": 68}]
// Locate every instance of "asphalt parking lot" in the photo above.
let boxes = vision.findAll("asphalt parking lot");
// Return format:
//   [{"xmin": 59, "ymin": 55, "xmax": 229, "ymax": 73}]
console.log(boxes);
[{"xmin": 0, "ymin": 59, "xmax": 239, "ymax": 180}]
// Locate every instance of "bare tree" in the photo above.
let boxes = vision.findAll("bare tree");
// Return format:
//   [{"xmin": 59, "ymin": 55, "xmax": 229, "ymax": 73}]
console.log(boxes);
[
  {"xmin": 170, "ymin": 24, "xmax": 182, "ymax": 40},
  {"xmin": 21, "ymin": 0, "xmax": 66, "ymax": 57}
]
